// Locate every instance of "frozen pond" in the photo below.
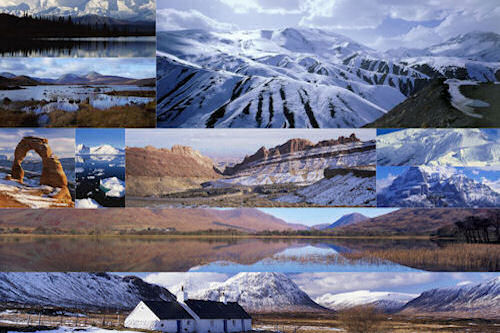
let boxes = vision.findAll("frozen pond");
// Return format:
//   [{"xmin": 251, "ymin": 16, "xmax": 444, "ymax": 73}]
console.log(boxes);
[
  {"xmin": 0, "ymin": 37, "xmax": 156, "ymax": 57},
  {"xmin": 0, "ymin": 85, "xmax": 154, "ymax": 114}
]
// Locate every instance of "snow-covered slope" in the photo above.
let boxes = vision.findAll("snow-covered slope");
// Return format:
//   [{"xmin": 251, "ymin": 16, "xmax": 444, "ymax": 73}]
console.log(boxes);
[
  {"xmin": 316, "ymin": 290, "xmax": 417, "ymax": 313},
  {"xmin": 0, "ymin": 0, "xmax": 155, "ymax": 21},
  {"xmin": 189, "ymin": 272, "xmax": 324, "ymax": 312},
  {"xmin": 77, "ymin": 144, "xmax": 123, "ymax": 155},
  {"xmin": 401, "ymin": 277, "xmax": 500, "ymax": 318},
  {"xmin": 387, "ymin": 32, "xmax": 500, "ymax": 62},
  {"xmin": 0, "ymin": 272, "xmax": 175, "ymax": 310},
  {"xmin": 377, "ymin": 166, "xmax": 500, "ymax": 207},
  {"xmin": 157, "ymin": 28, "xmax": 500, "ymax": 128},
  {"xmin": 377, "ymin": 129, "xmax": 500, "ymax": 167}
]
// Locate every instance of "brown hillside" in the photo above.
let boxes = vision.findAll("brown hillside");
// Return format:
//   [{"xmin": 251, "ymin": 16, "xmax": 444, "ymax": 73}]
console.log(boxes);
[
  {"xmin": 0, "ymin": 208, "xmax": 302, "ymax": 233},
  {"xmin": 334, "ymin": 208, "xmax": 494, "ymax": 236}
]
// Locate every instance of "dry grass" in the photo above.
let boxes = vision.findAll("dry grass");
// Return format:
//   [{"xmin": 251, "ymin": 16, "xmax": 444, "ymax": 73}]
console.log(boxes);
[
  {"xmin": 76, "ymin": 101, "xmax": 156, "ymax": 127},
  {"xmin": 337, "ymin": 306, "xmax": 385, "ymax": 333},
  {"xmin": 344, "ymin": 243, "xmax": 500, "ymax": 271}
]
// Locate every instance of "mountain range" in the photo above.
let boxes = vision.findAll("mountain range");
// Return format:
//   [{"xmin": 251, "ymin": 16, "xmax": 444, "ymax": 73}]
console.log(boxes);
[
  {"xmin": 1, "ymin": 272, "xmax": 498, "ymax": 318},
  {"xmin": 156, "ymin": 28, "xmax": 500, "ymax": 128},
  {"xmin": 0, "ymin": 272, "xmax": 175, "ymax": 310},
  {"xmin": 77, "ymin": 144, "xmax": 124, "ymax": 155},
  {"xmin": 377, "ymin": 129, "xmax": 500, "ymax": 166},
  {"xmin": 0, "ymin": 71, "xmax": 154, "ymax": 86},
  {"xmin": 318, "ymin": 212, "xmax": 369, "ymax": 229},
  {"xmin": 0, "ymin": 0, "xmax": 155, "ymax": 21},
  {"xmin": 378, "ymin": 166, "xmax": 500, "ymax": 207}
]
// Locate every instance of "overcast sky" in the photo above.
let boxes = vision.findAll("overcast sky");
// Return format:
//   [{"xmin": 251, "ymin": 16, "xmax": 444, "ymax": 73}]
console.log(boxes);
[
  {"xmin": 126, "ymin": 129, "xmax": 374, "ymax": 158},
  {"xmin": 157, "ymin": 0, "xmax": 500, "ymax": 50},
  {"xmin": 138, "ymin": 272, "xmax": 497, "ymax": 299},
  {"xmin": 0, "ymin": 58, "xmax": 155, "ymax": 79},
  {"xmin": 0, "ymin": 128, "xmax": 75, "ymax": 159}
]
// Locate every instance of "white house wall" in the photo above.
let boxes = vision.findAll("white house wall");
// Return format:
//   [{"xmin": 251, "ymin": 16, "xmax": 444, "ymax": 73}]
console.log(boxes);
[
  {"xmin": 124, "ymin": 301, "xmax": 160, "ymax": 330},
  {"xmin": 156, "ymin": 319, "xmax": 196, "ymax": 333},
  {"xmin": 195, "ymin": 318, "xmax": 252, "ymax": 333}
]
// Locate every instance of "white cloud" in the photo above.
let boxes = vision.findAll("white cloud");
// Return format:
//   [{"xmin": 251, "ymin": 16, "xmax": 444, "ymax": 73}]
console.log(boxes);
[
  {"xmin": 292, "ymin": 272, "xmax": 437, "ymax": 298},
  {"xmin": 157, "ymin": 8, "xmax": 237, "ymax": 32},
  {"xmin": 377, "ymin": 173, "xmax": 396, "ymax": 192},
  {"xmin": 219, "ymin": 0, "xmax": 301, "ymax": 15}
]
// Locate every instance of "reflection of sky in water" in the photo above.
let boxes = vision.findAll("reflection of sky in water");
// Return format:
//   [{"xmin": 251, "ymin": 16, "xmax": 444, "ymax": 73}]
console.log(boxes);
[{"xmin": 188, "ymin": 245, "xmax": 421, "ymax": 273}]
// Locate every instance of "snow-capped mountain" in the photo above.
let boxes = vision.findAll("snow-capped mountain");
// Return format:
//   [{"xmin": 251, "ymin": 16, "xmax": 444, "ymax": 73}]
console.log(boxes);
[
  {"xmin": 377, "ymin": 166, "xmax": 500, "ymax": 207},
  {"xmin": 387, "ymin": 32, "xmax": 500, "ymax": 62},
  {"xmin": 156, "ymin": 28, "xmax": 500, "ymax": 128},
  {"xmin": 188, "ymin": 272, "xmax": 324, "ymax": 312},
  {"xmin": 401, "ymin": 277, "xmax": 500, "ymax": 318},
  {"xmin": 0, "ymin": 272, "xmax": 175, "ymax": 310},
  {"xmin": 77, "ymin": 144, "xmax": 123, "ymax": 155},
  {"xmin": 377, "ymin": 129, "xmax": 500, "ymax": 167},
  {"xmin": 0, "ymin": 0, "xmax": 155, "ymax": 21},
  {"xmin": 316, "ymin": 290, "xmax": 417, "ymax": 313}
]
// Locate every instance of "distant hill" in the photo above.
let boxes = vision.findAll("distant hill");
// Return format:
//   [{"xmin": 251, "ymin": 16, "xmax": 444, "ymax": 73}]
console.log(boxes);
[
  {"xmin": 0, "ymin": 208, "xmax": 304, "ymax": 233},
  {"xmin": 324, "ymin": 212, "xmax": 369, "ymax": 229},
  {"xmin": 333, "ymin": 208, "xmax": 493, "ymax": 236}
]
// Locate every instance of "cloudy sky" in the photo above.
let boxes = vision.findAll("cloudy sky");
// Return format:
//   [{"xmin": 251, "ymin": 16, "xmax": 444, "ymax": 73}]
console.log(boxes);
[
  {"xmin": 0, "ymin": 128, "xmax": 75, "ymax": 159},
  {"xmin": 157, "ymin": 0, "xmax": 500, "ymax": 50},
  {"xmin": 0, "ymin": 58, "xmax": 155, "ymax": 79},
  {"xmin": 135, "ymin": 272, "xmax": 497, "ymax": 300},
  {"xmin": 126, "ymin": 129, "xmax": 374, "ymax": 158}
]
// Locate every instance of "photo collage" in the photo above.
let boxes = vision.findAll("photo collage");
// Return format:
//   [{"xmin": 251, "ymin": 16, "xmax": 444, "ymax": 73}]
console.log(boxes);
[{"xmin": 0, "ymin": 1, "xmax": 499, "ymax": 332}]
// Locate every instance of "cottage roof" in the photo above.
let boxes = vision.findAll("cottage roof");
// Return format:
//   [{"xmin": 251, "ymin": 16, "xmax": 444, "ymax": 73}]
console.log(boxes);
[
  {"xmin": 143, "ymin": 300, "xmax": 194, "ymax": 320},
  {"xmin": 184, "ymin": 300, "xmax": 251, "ymax": 319}
]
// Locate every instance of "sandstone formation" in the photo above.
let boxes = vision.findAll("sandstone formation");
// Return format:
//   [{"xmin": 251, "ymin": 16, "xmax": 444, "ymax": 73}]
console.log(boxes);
[{"xmin": 8, "ymin": 136, "xmax": 72, "ymax": 204}]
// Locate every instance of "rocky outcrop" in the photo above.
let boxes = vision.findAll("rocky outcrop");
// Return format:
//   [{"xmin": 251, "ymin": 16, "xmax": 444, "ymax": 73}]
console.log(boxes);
[
  {"xmin": 7, "ymin": 136, "xmax": 72, "ymax": 204},
  {"xmin": 126, "ymin": 145, "xmax": 219, "ymax": 178},
  {"xmin": 224, "ymin": 134, "xmax": 363, "ymax": 176}
]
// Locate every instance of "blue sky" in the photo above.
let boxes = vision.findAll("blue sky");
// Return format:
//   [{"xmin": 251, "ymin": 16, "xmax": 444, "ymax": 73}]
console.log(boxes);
[
  {"xmin": 257, "ymin": 208, "xmax": 397, "ymax": 226},
  {"xmin": 0, "ymin": 58, "xmax": 155, "ymax": 79},
  {"xmin": 76, "ymin": 129, "xmax": 125, "ymax": 149},
  {"xmin": 0, "ymin": 128, "xmax": 75, "ymax": 159},
  {"xmin": 125, "ymin": 272, "xmax": 499, "ymax": 299},
  {"xmin": 377, "ymin": 166, "xmax": 500, "ymax": 193},
  {"xmin": 157, "ymin": 0, "xmax": 500, "ymax": 50},
  {"xmin": 126, "ymin": 129, "xmax": 375, "ymax": 158}
]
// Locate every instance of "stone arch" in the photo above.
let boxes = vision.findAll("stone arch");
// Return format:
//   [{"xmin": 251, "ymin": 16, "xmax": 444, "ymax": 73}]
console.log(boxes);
[{"xmin": 9, "ymin": 136, "xmax": 72, "ymax": 202}]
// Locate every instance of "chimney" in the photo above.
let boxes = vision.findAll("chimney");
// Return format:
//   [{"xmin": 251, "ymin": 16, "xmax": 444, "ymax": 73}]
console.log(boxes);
[
  {"xmin": 178, "ymin": 286, "xmax": 188, "ymax": 303},
  {"xmin": 221, "ymin": 291, "xmax": 227, "ymax": 305}
]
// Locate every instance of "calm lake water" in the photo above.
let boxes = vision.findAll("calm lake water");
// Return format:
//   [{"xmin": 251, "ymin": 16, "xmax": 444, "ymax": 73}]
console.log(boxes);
[
  {"xmin": 0, "ymin": 237, "xmax": 443, "ymax": 272},
  {"xmin": 0, "ymin": 37, "xmax": 156, "ymax": 57},
  {"xmin": 76, "ymin": 154, "xmax": 125, "ymax": 207}
]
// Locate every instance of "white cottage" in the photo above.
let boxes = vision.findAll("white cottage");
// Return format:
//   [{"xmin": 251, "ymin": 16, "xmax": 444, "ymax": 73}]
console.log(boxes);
[
  {"xmin": 125, "ymin": 295, "xmax": 252, "ymax": 333},
  {"xmin": 124, "ymin": 300, "xmax": 196, "ymax": 333}
]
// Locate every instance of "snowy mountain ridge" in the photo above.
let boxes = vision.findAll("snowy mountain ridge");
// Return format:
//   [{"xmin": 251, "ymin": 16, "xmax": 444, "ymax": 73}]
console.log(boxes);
[
  {"xmin": 0, "ymin": 0, "xmax": 155, "ymax": 21},
  {"xmin": 157, "ymin": 28, "xmax": 500, "ymax": 128},
  {"xmin": 187, "ymin": 272, "xmax": 324, "ymax": 312},
  {"xmin": 316, "ymin": 290, "xmax": 418, "ymax": 312},
  {"xmin": 77, "ymin": 144, "xmax": 123, "ymax": 155},
  {"xmin": 378, "ymin": 166, "xmax": 500, "ymax": 207},
  {"xmin": 377, "ymin": 128, "xmax": 500, "ymax": 167}
]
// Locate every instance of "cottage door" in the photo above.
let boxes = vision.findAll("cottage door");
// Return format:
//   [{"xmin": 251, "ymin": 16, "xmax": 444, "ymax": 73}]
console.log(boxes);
[
  {"xmin": 223, "ymin": 320, "xmax": 228, "ymax": 333},
  {"xmin": 241, "ymin": 319, "xmax": 244, "ymax": 331},
  {"xmin": 177, "ymin": 320, "xmax": 182, "ymax": 333}
]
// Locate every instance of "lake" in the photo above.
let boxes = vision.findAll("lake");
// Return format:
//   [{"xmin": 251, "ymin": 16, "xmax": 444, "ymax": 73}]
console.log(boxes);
[
  {"xmin": 76, "ymin": 154, "xmax": 125, "ymax": 207},
  {"xmin": 0, "ymin": 237, "xmax": 452, "ymax": 272},
  {"xmin": 0, "ymin": 37, "xmax": 156, "ymax": 57}
]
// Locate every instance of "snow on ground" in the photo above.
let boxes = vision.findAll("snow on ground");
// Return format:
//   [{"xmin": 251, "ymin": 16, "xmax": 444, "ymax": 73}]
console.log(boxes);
[
  {"xmin": 0, "ymin": 173, "xmax": 69, "ymax": 208},
  {"xmin": 446, "ymin": 79, "xmax": 489, "ymax": 118},
  {"xmin": 4, "ymin": 326, "xmax": 141, "ymax": 333},
  {"xmin": 99, "ymin": 177, "xmax": 125, "ymax": 198},
  {"xmin": 377, "ymin": 129, "xmax": 500, "ymax": 167},
  {"xmin": 75, "ymin": 198, "xmax": 103, "ymax": 208}
]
